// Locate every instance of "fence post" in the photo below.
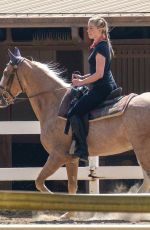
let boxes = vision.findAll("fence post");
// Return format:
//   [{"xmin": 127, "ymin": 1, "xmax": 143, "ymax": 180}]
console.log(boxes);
[{"xmin": 89, "ymin": 156, "xmax": 99, "ymax": 194}]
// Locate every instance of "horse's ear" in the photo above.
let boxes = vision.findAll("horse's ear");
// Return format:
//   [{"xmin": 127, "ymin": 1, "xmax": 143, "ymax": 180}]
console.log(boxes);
[
  {"xmin": 14, "ymin": 47, "xmax": 21, "ymax": 57},
  {"xmin": 8, "ymin": 49, "xmax": 21, "ymax": 65}
]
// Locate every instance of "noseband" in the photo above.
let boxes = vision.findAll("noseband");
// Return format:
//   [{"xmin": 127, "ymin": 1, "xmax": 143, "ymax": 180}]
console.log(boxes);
[{"xmin": 0, "ymin": 62, "xmax": 24, "ymax": 106}]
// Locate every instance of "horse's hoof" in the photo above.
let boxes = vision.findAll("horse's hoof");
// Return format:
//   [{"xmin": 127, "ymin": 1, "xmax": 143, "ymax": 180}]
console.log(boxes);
[{"xmin": 60, "ymin": 211, "xmax": 76, "ymax": 220}]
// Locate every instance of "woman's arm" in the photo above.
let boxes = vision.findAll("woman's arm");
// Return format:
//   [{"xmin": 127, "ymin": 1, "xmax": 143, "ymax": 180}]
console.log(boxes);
[
  {"xmin": 82, "ymin": 73, "xmax": 91, "ymax": 79},
  {"xmin": 72, "ymin": 53, "xmax": 105, "ymax": 86}
]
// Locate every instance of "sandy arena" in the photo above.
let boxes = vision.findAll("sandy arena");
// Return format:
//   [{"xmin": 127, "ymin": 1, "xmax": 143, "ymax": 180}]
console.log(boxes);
[{"xmin": 0, "ymin": 210, "xmax": 150, "ymax": 225}]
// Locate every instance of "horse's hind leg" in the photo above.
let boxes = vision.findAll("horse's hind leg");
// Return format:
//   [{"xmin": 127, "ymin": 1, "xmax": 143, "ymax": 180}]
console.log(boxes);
[
  {"xmin": 137, "ymin": 170, "xmax": 150, "ymax": 193},
  {"xmin": 128, "ymin": 136, "xmax": 150, "ymax": 192},
  {"xmin": 132, "ymin": 144, "xmax": 150, "ymax": 192},
  {"xmin": 125, "ymin": 106, "xmax": 150, "ymax": 192},
  {"xmin": 131, "ymin": 146, "xmax": 150, "ymax": 193},
  {"xmin": 35, "ymin": 153, "xmax": 65, "ymax": 193}
]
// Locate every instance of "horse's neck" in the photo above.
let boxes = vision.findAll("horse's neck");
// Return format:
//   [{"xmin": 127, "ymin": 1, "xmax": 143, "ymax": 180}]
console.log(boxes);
[
  {"xmin": 29, "ymin": 86, "xmax": 66, "ymax": 122},
  {"xmin": 22, "ymin": 67, "xmax": 68, "ymax": 122}
]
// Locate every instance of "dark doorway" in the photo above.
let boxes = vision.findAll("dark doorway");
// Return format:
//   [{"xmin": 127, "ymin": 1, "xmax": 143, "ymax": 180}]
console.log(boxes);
[{"xmin": 56, "ymin": 50, "xmax": 83, "ymax": 83}]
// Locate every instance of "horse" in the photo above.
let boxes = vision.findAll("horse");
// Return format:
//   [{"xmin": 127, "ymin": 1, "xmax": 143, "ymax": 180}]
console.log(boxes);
[{"xmin": 0, "ymin": 47, "xmax": 150, "ymax": 216}]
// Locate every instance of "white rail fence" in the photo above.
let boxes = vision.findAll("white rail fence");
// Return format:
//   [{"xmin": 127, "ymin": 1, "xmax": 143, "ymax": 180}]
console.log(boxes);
[{"xmin": 0, "ymin": 121, "xmax": 144, "ymax": 193}]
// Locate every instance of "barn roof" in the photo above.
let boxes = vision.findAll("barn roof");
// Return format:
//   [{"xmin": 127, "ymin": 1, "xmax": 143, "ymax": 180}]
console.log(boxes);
[
  {"xmin": 0, "ymin": 0, "xmax": 150, "ymax": 27},
  {"xmin": 0, "ymin": 0, "xmax": 150, "ymax": 14}
]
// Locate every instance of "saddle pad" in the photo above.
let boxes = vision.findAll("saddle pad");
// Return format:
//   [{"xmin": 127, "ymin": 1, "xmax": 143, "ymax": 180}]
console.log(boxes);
[
  {"xmin": 58, "ymin": 89, "xmax": 137, "ymax": 122},
  {"xmin": 89, "ymin": 93, "xmax": 137, "ymax": 121}
]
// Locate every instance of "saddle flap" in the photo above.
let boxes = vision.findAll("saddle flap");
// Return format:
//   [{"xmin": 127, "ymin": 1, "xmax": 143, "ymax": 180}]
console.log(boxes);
[
  {"xmin": 58, "ymin": 86, "xmax": 89, "ymax": 118},
  {"xmin": 58, "ymin": 88, "xmax": 72, "ymax": 118}
]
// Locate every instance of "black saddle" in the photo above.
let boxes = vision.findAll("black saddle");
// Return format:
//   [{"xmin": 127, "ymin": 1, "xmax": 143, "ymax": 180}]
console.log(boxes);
[
  {"xmin": 98, "ymin": 87, "xmax": 123, "ymax": 108},
  {"xmin": 106, "ymin": 87, "xmax": 122, "ymax": 100}
]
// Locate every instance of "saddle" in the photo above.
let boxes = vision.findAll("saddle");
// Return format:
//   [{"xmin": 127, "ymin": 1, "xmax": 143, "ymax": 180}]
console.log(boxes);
[
  {"xmin": 58, "ymin": 86, "xmax": 137, "ymax": 121},
  {"xmin": 58, "ymin": 87, "xmax": 137, "ymax": 134},
  {"xmin": 90, "ymin": 88, "xmax": 137, "ymax": 121}
]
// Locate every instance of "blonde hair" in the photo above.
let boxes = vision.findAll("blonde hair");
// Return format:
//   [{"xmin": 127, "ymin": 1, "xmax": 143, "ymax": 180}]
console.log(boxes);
[{"xmin": 88, "ymin": 15, "xmax": 114, "ymax": 57}]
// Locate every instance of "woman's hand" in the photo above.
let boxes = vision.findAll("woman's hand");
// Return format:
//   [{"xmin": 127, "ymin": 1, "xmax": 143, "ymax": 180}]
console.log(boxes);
[
  {"xmin": 72, "ymin": 73, "xmax": 83, "ymax": 80},
  {"xmin": 72, "ymin": 78, "xmax": 83, "ymax": 87}
]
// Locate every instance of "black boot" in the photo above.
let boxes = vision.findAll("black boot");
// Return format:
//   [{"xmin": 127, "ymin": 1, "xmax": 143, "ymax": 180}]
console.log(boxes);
[
  {"xmin": 81, "ymin": 114, "xmax": 89, "ymax": 137},
  {"xmin": 70, "ymin": 115, "xmax": 89, "ymax": 162}
]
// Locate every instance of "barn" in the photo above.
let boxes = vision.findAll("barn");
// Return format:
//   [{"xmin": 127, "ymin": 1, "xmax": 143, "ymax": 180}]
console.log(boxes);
[{"xmin": 0, "ymin": 0, "xmax": 150, "ymax": 191}]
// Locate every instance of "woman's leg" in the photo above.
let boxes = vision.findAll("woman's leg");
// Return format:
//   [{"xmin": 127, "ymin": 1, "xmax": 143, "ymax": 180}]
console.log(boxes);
[
  {"xmin": 69, "ymin": 84, "xmax": 114, "ymax": 117},
  {"xmin": 69, "ymin": 114, "xmax": 89, "ymax": 161},
  {"xmin": 68, "ymin": 84, "xmax": 114, "ymax": 161}
]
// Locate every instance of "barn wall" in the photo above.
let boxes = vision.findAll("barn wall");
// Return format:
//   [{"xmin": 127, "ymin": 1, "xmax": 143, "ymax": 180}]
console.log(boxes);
[
  {"xmin": 112, "ymin": 40, "xmax": 150, "ymax": 94},
  {"xmin": 0, "ymin": 38, "xmax": 149, "ymax": 190}
]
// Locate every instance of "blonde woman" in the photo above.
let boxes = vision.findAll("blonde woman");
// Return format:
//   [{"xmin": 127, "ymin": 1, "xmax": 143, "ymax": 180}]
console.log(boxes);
[{"xmin": 68, "ymin": 16, "xmax": 117, "ymax": 161}]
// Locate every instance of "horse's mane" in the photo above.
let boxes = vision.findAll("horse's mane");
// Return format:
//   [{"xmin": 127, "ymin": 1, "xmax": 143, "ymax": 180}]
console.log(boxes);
[{"xmin": 32, "ymin": 60, "xmax": 70, "ymax": 88}]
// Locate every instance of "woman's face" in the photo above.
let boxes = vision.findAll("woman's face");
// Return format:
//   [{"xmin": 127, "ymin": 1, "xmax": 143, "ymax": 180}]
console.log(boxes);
[{"xmin": 87, "ymin": 22, "xmax": 102, "ymax": 40}]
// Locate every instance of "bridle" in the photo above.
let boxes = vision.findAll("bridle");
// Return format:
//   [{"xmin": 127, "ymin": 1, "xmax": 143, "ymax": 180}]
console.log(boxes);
[
  {"xmin": 0, "ymin": 59, "xmax": 67, "ymax": 107},
  {"xmin": 0, "ymin": 62, "xmax": 25, "ymax": 106}
]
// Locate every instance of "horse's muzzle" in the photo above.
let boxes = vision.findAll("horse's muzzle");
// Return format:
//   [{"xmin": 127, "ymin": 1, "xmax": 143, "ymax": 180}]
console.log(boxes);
[{"xmin": 0, "ymin": 95, "xmax": 9, "ymax": 108}]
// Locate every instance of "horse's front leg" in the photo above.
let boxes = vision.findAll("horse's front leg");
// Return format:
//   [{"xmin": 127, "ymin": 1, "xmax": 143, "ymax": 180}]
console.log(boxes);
[
  {"xmin": 60, "ymin": 158, "xmax": 79, "ymax": 219},
  {"xmin": 35, "ymin": 153, "xmax": 65, "ymax": 193},
  {"xmin": 66, "ymin": 158, "xmax": 79, "ymax": 194}
]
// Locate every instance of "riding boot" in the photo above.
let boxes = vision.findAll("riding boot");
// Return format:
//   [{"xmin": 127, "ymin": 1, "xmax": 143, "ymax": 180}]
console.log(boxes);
[
  {"xmin": 69, "ymin": 115, "xmax": 89, "ymax": 162},
  {"xmin": 81, "ymin": 114, "xmax": 89, "ymax": 137}
]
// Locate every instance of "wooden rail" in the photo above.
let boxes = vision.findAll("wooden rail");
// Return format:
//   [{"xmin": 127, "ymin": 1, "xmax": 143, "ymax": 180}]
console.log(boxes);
[
  {"xmin": 0, "ymin": 166, "xmax": 143, "ymax": 181},
  {"xmin": 0, "ymin": 191, "xmax": 150, "ymax": 213}
]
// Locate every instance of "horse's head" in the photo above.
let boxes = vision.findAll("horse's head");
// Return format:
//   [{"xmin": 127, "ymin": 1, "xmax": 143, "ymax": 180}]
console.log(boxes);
[{"xmin": 0, "ymin": 47, "xmax": 25, "ymax": 107}]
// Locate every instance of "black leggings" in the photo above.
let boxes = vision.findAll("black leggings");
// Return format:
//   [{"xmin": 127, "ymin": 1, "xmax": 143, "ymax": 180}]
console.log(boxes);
[{"xmin": 68, "ymin": 83, "xmax": 117, "ymax": 117}]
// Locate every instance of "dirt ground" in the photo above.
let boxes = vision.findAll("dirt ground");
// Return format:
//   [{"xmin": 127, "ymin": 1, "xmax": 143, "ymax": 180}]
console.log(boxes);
[{"xmin": 0, "ymin": 210, "xmax": 150, "ymax": 225}]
